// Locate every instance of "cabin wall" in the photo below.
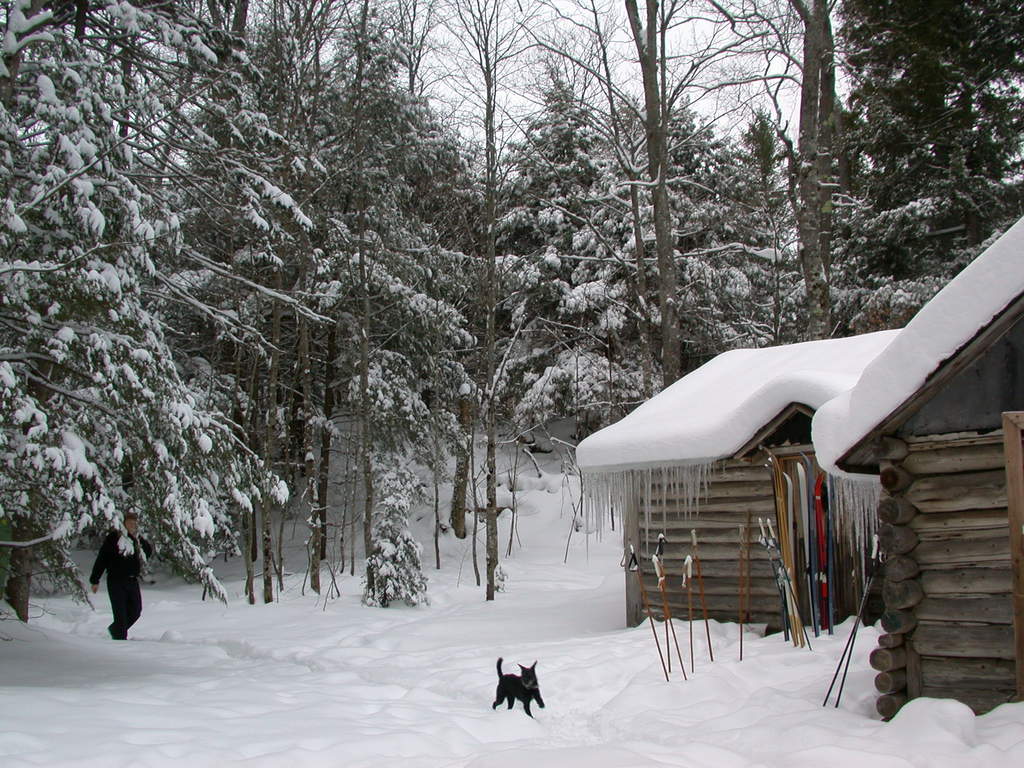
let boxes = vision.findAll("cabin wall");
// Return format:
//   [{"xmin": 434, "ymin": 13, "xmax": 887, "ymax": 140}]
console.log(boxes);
[
  {"xmin": 624, "ymin": 459, "xmax": 781, "ymax": 631},
  {"xmin": 872, "ymin": 433, "xmax": 1015, "ymax": 718}
]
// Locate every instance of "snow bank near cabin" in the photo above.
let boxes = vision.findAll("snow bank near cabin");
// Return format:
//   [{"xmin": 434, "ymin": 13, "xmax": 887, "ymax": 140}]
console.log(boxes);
[
  {"xmin": 576, "ymin": 331, "xmax": 899, "ymax": 473},
  {"xmin": 813, "ymin": 215, "xmax": 1024, "ymax": 472}
]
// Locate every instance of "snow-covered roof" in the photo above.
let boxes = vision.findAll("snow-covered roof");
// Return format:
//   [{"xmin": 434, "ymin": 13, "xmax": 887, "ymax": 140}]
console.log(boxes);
[
  {"xmin": 575, "ymin": 330, "xmax": 899, "ymax": 473},
  {"xmin": 813, "ymin": 215, "xmax": 1024, "ymax": 473}
]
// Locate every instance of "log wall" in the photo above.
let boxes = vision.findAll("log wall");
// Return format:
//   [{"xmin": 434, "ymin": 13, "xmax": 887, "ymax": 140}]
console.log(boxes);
[
  {"xmin": 872, "ymin": 434, "xmax": 1016, "ymax": 718},
  {"xmin": 626, "ymin": 459, "xmax": 782, "ymax": 631}
]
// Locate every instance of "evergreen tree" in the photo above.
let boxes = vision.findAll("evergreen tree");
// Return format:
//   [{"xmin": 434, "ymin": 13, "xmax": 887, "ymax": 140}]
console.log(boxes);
[
  {"xmin": 362, "ymin": 465, "xmax": 428, "ymax": 607},
  {"xmin": 0, "ymin": 1, "xmax": 281, "ymax": 617},
  {"xmin": 837, "ymin": 0, "xmax": 1024, "ymax": 330}
]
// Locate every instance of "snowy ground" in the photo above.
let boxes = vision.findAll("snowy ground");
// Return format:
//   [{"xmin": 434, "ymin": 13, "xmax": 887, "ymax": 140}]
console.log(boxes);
[{"xmin": 2, "ymin": 456, "xmax": 1023, "ymax": 767}]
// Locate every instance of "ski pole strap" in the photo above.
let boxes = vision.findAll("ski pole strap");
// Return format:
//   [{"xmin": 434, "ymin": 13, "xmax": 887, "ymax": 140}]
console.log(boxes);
[
  {"xmin": 656, "ymin": 533, "xmax": 666, "ymax": 557},
  {"xmin": 627, "ymin": 545, "xmax": 639, "ymax": 572}
]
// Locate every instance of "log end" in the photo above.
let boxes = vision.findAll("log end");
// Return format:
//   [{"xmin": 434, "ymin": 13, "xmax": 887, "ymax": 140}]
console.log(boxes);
[{"xmin": 876, "ymin": 692, "xmax": 908, "ymax": 720}]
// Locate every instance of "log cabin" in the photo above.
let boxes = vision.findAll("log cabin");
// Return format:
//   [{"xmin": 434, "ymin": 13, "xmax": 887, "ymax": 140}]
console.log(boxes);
[
  {"xmin": 576, "ymin": 331, "xmax": 897, "ymax": 639},
  {"xmin": 814, "ymin": 215, "xmax": 1024, "ymax": 717}
]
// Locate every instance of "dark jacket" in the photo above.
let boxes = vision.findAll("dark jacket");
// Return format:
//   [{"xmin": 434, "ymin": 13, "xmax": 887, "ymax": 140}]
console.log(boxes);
[{"xmin": 89, "ymin": 530, "xmax": 153, "ymax": 584}]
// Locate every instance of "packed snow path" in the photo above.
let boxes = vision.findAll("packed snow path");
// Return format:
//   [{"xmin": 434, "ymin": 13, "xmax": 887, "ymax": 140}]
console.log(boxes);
[{"xmin": 3, "ymin": 502, "xmax": 1023, "ymax": 767}]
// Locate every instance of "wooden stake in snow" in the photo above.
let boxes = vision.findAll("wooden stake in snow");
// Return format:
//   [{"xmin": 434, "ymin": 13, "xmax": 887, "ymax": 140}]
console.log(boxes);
[
  {"xmin": 691, "ymin": 529, "xmax": 714, "ymax": 662},
  {"xmin": 653, "ymin": 535, "xmax": 687, "ymax": 680},
  {"xmin": 684, "ymin": 555, "xmax": 695, "ymax": 674},
  {"xmin": 738, "ymin": 521, "xmax": 751, "ymax": 661},
  {"xmin": 629, "ymin": 545, "xmax": 670, "ymax": 682}
]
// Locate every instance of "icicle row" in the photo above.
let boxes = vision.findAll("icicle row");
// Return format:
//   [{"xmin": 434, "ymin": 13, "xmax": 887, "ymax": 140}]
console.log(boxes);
[
  {"xmin": 828, "ymin": 473, "xmax": 881, "ymax": 559},
  {"xmin": 581, "ymin": 463, "xmax": 712, "ymax": 551}
]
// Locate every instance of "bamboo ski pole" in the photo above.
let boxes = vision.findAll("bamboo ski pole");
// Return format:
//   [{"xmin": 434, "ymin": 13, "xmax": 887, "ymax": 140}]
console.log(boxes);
[
  {"xmin": 654, "ymin": 536, "xmax": 670, "ymax": 673},
  {"xmin": 629, "ymin": 545, "xmax": 670, "ymax": 682},
  {"xmin": 738, "ymin": 522, "xmax": 750, "ymax": 661},
  {"xmin": 691, "ymin": 529, "xmax": 714, "ymax": 662},
  {"xmin": 653, "ymin": 535, "xmax": 687, "ymax": 680},
  {"xmin": 684, "ymin": 554, "xmax": 694, "ymax": 674}
]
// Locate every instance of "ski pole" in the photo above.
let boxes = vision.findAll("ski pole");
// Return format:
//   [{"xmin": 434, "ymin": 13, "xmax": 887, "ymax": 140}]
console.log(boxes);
[
  {"xmin": 653, "ymin": 535, "xmax": 687, "ymax": 680},
  {"xmin": 759, "ymin": 516, "xmax": 787, "ymax": 640},
  {"xmin": 768, "ymin": 518, "xmax": 811, "ymax": 650},
  {"xmin": 691, "ymin": 529, "xmax": 714, "ymax": 662},
  {"xmin": 738, "ymin": 522, "xmax": 749, "ymax": 661},
  {"xmin": 824, "ymin": 534, "xmax": 880, "ymax": 707},
  {"xmin": 629, "ymin": 544, "xmax": 670, "ymax": 682},
  {"xmin": 684, "ymin": 554, "xmax": 695, "ymax": 674}
]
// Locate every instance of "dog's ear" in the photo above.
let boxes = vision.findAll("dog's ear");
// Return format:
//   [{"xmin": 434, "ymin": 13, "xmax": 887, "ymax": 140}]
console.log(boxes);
[{"xmin": 531, "ymin": 661, "xmax": 537, "ymax": 669}]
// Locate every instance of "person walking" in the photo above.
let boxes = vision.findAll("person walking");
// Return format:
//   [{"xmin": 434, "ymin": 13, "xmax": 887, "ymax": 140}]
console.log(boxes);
[{"xmin": 89, "ymin": 511, "xmax": 153, "ymax": 640}]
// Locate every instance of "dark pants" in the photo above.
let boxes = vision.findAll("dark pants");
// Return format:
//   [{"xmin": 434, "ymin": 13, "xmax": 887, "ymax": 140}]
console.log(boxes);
[{"xmin": 106, "ymin": 577, "xmax": 142, "ymax": 640}]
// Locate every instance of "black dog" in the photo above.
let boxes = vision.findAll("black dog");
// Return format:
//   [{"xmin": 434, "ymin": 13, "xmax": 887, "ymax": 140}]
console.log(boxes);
[{"xmin": 492, "ymin": 657, "xmax": 545, "ymax": 717}]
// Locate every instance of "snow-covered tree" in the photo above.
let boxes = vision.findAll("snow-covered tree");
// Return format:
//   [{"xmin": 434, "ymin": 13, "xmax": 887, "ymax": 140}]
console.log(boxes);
[
  {"xmin": 833, "ymin": 0, "xmax": 1024, "ymax": 331},
  {"xmin": 362, "ymin": 465, "xmax": 428, "ymax": 607},
  {"xmin": 0, "ymin": 1, "xmax": 283, "ymax": 618}
]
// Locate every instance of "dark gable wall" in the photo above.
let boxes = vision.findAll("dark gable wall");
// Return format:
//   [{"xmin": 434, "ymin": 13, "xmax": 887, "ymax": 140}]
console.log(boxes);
[{"xmin": 899, "ymin": 315, "xmax": 1024, "ymax": 437}]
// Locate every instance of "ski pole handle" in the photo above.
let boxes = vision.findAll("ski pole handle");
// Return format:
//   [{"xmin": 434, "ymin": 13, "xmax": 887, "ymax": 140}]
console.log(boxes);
[
  {"xmin": 652, "ymin": 554, "xmax": 664, "ymax": 579},
  {"xmin": 758, "ymin": 517, "xmax": 768, "ymax": 540},
  {"xmin": 871, "ymin": 534, "xmax": 879, "ymax": 561},
  {"xmin": 627, "ymin": 544, "xmax": 639, "ymax": 571},
  {"xmin": 691, "ymin": 529, "xmax": 697, "ymax": 547},
  {"xmin": 768, "ymin": 519, "xmax": 777, "ymax": 540}
]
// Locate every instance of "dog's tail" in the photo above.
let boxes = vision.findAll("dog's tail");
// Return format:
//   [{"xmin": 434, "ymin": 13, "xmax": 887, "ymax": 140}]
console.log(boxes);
[{"xmin": 496, "ymin": 657, "xmax": 503, "ymax": 678}]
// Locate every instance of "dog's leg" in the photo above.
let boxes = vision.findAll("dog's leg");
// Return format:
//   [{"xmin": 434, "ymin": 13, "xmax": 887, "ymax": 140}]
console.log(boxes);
[
  {"xmin": 535, "ymin": 692, "xmax": 545, "ymax": 709},
  {"xmin": 523, "ymin": 699, "xmax": 533, "ymax": 717},
  {"xmin": 506, "ymin": 697, "xmax": 514, "ymax": 709}
]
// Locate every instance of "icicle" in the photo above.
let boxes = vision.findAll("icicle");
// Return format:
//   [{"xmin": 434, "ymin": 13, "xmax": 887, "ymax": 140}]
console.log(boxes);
[
  {"xmin": 581, "ymin": 462, "xmax": 713, "ymax": 550},
  {"xmin": 828, "ymin": 472, "xmax": 881, "ymax": 559}
]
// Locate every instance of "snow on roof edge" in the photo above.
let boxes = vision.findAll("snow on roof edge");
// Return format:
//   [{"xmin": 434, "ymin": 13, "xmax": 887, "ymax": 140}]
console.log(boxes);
[
  {"xmin": 576, "ymin": 330, "xmax": 899, "ymax": 473},
  {"xmin": 812, "ymin": 215, "xmax": 1024, "ymax": 473}
]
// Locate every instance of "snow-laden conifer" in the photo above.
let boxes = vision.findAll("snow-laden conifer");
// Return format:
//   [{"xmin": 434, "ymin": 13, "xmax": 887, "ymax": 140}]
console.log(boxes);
[
  {"xmin": 362, "ymin": 466, "xmax": 428, "ymax": 608},
  {"xmin": 0, "ymin": 1, "xmax": 284, "ymax": 613}
]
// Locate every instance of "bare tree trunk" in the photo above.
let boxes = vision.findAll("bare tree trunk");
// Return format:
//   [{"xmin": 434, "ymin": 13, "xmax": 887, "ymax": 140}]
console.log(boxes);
[
  {"xmin": 4, "ymin": 519, "xmax": 32, "ymax": 621},
  {"xmin": 317, "ymin": 324, "xmax": 337, "ymax": 561},
  {"xmin": 449, "ymin": 395, "xmax": 471, "ymax": 538},
  {"xmin": 483, "ymin": 88, "xmax": 499, "ymax": 602},
  {"xmin": 790, "ymin": 0, "xmax": 833, "ymax": 339},
  {"xmin": 629, "ymin": 186, "xmax": 656, "ymax": 398},
  {"xmin": 262, "ymin": 270, "xmax": 283, "ymax": 604},
  {"xmin": 447, "ymin": 0, "xmax": 534, "ymax": 599},
  {"xmin": 625, "ymin": 0, "xmax": 680, "ymax": 384},
  {"xmin": 433, "ymin": 469, "xmax": 441, "ymax": 569},
  {"xmin": 298, "ymin": 300, "xmax": 320, "ymax": 594},
  {"xmin": 358, "ymin": 236, "xmax": 374, "ymax": 565}
]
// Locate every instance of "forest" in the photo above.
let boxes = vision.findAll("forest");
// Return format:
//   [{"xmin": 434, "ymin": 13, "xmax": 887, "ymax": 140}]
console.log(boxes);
[{"xmin": 1, "ymin": 0, "xmax": 1022, "ymax": 617}]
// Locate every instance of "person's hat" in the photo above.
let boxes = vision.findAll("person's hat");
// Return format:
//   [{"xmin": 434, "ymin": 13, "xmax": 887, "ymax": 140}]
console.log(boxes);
[{"xmin": 125, "ymin": 510, "xmax": 140, "ymax": 521}]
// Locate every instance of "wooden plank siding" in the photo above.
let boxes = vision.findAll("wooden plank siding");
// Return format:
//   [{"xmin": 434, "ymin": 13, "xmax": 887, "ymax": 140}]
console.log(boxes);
[
  {"xmin": 625, "ymin": 458, "xmax": 781, "ymax": 630},
  {"xmin": 877, "ymin": 433, "xmax": 1016, "ymax": 715},
  {"xmin": 1002, "ymin": 412, "xmax": 1024, "ymax": 701}
]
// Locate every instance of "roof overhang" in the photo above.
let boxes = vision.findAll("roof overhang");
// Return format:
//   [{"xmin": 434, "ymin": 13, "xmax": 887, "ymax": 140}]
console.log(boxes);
[{"xmin": 835, "ymin": 290, "xmax": 1024, "ymax": 472}]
